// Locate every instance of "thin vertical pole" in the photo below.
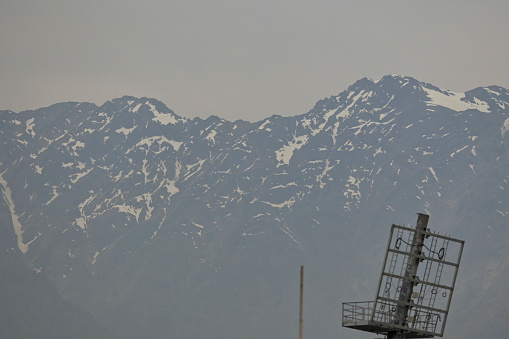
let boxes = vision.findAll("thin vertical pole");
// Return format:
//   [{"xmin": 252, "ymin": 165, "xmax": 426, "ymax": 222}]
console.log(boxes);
[{"xmin": 299, "ymin": 265, "xmax": 304, "ymax": 339}]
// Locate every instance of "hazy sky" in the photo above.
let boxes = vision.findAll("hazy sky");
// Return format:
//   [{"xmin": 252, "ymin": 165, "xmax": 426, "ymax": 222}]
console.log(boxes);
[{"xmin": 1, "ymin": 1, "xmax": 508, "ymax": 121}]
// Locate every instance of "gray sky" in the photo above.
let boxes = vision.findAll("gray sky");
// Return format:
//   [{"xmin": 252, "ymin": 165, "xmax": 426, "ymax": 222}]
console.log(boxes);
[{"xmin": 1, "ymin": 1, "xmax": 508, "ymax": 121}]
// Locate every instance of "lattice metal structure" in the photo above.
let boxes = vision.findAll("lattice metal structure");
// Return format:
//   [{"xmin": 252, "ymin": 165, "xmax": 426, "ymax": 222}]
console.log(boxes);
[{"xmin": 342, "ymin": 214, "xmax": 464, "ymax": 338}]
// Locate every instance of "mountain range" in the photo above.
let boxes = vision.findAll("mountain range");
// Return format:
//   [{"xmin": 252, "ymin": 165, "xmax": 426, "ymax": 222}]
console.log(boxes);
[{"xmin": 1, "ymin": 75, "xmax": 508, "ymax": 338}]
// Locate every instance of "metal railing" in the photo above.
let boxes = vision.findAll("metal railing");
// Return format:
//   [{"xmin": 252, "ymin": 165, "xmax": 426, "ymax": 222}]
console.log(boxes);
[{"xmin": 342, "ymin": 301, "xmax": 373, "ymax": 326}]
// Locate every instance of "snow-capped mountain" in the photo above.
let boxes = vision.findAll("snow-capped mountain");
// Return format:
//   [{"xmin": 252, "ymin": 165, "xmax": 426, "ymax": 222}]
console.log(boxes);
[{"xmin": 1, "ymin": 75, "xmax": 508, "ymax": 338}]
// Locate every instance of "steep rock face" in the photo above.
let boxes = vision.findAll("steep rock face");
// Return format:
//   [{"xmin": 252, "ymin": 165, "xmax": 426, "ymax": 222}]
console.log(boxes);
[{"xmin": 1, "ymin": 75, "xmax": 508, "ymax": 338}]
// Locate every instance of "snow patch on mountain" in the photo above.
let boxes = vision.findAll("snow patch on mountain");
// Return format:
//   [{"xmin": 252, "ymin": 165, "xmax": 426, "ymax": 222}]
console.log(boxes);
[
  {"xmin": 275, "ymin": 134, "xmax": 309, "ymax": 167},
  {"xmin": 130, "ymin": 103, "xmax": 142, "ymax": 113},
  {"xmin": 116, "ymin": 126, "xmax": 137, "ymax": 136},
  {"xmin": 0, "ymin": 172, "xmax": 28, "ymax": 253},
  {"xmin": 423, "ymin": 87, "xmax": 490, "ymax": 113},
  {"xmin": 26, "ymin": 118, "xmax": 36, "ymax": 137},
  {"xmin": 70, "ymin": 168, "xmax": 93, "ymax": 184},
  {"xmin": 134, "ymin": 136, "xmax": 183, "ymax": 153},
  {"xmin": 316, "ymin": 159, "xmax": 335, "ymax": 189},
  {"xmin": 45, "ymin": 186, "xmax": 60, "ymax": 205},
  {"xmin": 270, "ymin": 182, "xmax": 297, "ymax": 190},
  {"xmin": 428, "ymin": 167, "xmax": 439, "ymax": 183},
  {"xmin": 147, "ymin": 102, "xmax": 180, "ymax": 125},
  {"xmin": 75, "ymin": 193, "xmax": 97, "ymax": 230},
  {"xmin": 261, "ymin": 196, "xmax": 296, "ymax": 210},
  {"xmin": 501, "ymin": 117, "xmax": 509, "ymax": 136},
  {"xmin": 205, "ymin": 129, "xmax": 217, "ymax": 144},
  {"xmin": 450, "ymin": 145, "xmax": 469, "ymax": 158},
  {"xmin": 184, "ymin": 159, "xmax": 206, "ymax": 180},
  {"xmin": 258, "ymin": 119, "xmax": 271, "ymax": 130},
  {"xmin": 34, "ymin": 165, "xmax": 43, "ymax": 174},
  {"xmin": 114, "ymin": 204, "xmax": 142, "ymax": 222},
  {"xmin": 337, "ymin": 91, "xmax": 365, "ymax": 119},
  {"xmin": 302, "ymin": 108, "xmax": 337, "ymax": 136}
]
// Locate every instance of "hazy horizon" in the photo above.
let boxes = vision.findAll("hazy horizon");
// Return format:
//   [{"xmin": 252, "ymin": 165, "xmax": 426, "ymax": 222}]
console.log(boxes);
[{"xmin": 2, "ymin": 1, "xmax": 508, "ymax": 121}]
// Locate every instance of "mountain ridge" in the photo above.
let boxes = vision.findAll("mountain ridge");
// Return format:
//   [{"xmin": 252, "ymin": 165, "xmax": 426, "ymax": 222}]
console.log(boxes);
[{"xmin": 1, "ymin": 75, "xmax": 508, "ymax": 338}]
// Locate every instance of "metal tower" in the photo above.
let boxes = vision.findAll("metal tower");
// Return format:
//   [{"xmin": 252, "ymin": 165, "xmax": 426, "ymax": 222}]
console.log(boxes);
[{"xmin": 342, "ymin": 213, "xmax": 464, "ymax": 338}]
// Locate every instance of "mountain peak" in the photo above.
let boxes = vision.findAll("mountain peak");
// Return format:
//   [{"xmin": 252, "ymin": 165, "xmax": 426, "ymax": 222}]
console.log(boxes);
[
  {"xmin": 102, "ymin": 96, "xmax": 187, "ymax": 125},
  {"xmin": 342, "ymin": 75, "xmax": 424, "ymax": 97},
  {"xmin": 376, "ymin": 74, "xmax": 422, "ymax": 87}
]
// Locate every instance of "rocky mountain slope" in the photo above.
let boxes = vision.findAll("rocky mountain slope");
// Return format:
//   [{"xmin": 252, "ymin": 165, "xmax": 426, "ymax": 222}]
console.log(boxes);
[{"xmin": 1, "ymin": 75, "xmax": 508, "ymax": 338}]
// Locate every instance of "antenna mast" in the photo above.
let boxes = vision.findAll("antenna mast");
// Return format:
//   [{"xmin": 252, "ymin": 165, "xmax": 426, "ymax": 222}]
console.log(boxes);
[
  {"xmin": 390, "ymin": 213, "xmax": 429, "ymax": 337},
  {"xmin": 342, "ymin": 213, "xmax": 464, "ymax": 338}
]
